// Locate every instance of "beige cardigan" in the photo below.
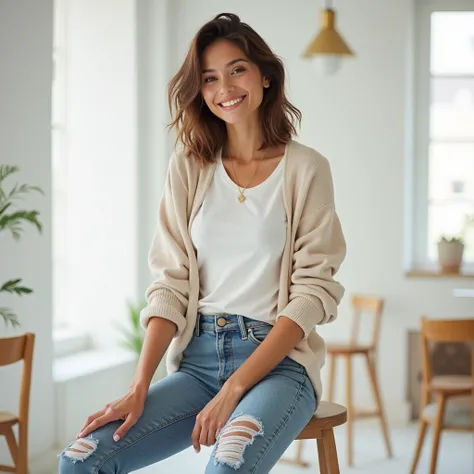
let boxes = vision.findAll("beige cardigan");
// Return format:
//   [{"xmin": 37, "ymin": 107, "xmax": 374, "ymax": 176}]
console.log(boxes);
[{"xmin": 140, "ymin": 139, "xmax": 346, "ymax": 408}]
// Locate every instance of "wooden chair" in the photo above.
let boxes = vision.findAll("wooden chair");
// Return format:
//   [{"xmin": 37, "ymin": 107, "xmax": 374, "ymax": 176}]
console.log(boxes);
[
  {"xmin": 279, "ymin": 401, "xmax": 347, "ymax": 473},
  {"xmin": 326, "ymin": 294, "xmax": 392, "ymax": 466},
  {"xmin": 0, "ymin": 333, "xmax": 35, "ymax": 474},
  {"xmin": 410, "ymin": 317, "xmax": 474, "ymax": 474}
]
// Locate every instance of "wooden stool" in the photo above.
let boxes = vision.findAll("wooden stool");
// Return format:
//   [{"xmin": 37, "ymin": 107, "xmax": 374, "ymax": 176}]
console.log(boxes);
[
  {"xmin": 410, "ymin": 317, "xmax": 474, "ymax": 474},
  {"xmin": 326, "ymin": 294, "xmax": 392, "ymax": 466},
  {"xmin": 279, "ymin": 401, "xmax": 347, "ymax": 473}
]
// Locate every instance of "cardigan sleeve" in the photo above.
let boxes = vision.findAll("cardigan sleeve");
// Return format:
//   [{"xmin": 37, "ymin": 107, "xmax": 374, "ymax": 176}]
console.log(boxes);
[
  {"xmin": 140, "ymin": 152, "xmax": 190, "ymax": 337},
  {"xmin": 276, "ymin": 157, "xmax": 346, "ymax": 337}
]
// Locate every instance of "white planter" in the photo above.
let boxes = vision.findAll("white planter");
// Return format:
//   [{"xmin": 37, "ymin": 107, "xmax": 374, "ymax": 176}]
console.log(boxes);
[{"xmin": 437, "ymin": 242, "xmax": 464, "ymax": 273}]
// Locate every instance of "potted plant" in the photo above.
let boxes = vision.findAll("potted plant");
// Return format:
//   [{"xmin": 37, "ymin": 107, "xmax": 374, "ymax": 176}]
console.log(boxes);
[
  {"xmin": 437, "ymin": 235, "xmax": 464, "ymax": 274},
  {"xmin": 0, "ymin": 165, "xmax": 43, "ymax": 328}
]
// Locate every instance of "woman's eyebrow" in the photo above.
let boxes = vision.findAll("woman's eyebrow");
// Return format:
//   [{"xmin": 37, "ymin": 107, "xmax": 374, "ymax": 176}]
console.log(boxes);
[{"xmin": 202, "ymin": 58, "xmax": 249, "ymax": 73}]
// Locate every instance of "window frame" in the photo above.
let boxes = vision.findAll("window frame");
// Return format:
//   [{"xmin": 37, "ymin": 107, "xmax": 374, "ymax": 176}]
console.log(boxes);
[{"xmin": 413, "ymin": 0, "xmax": 474, "ymax": 270}]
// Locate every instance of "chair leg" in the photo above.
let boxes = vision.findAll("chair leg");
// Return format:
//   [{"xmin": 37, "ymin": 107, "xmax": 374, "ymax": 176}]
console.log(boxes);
[
  {"xmin": 317, "ymin": 438, "xmax": 329, "ymax": 474},
  {"xmin": 17, "ymin": 421, "xmax": 28, "ymax": 474},
  {"xmin": 328, "ymin": 354, "xmax": 336, "ymax": 402},
  {"xmin": 410, "ymin": 419, "xmax": 428, "ymax": 474},
  {"xmin": 365, "ymin": 352, "xmax": 392, "ymax": 458},
  {"xmin": 322, "ymin": 429, "xmax": 340, "ymax": 474},
  {"xmin": 345, "ymin": 354, "xmax": 353, "ymax": 466},
  {"xmin": 5, "ymin": 428, "xmax": 18, "ymax": 467},
  {"xmin": 429, "ymin": 394, "xmax": 446, "ymax": 474}
]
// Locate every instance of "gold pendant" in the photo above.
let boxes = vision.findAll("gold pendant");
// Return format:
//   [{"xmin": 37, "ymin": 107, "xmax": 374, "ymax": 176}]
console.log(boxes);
[{"xmin": 238, "ymin": 193, "xmax": 246, "ymax": 203}]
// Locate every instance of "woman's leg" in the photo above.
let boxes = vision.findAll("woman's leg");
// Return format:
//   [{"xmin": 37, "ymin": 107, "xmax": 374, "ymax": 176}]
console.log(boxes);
[
  {"xmin": 205, "ymin": 357, "xmax": 317, "ymax": 474},
  {"xmin": 58, "ymin": 370, "xmax": 214, "ymax": 474}
]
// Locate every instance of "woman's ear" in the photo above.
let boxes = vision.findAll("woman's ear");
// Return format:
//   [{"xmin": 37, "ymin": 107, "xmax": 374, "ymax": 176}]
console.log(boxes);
[{"xmin": 263, "ymin": 77, "xmax": 270, "ymax": 88}]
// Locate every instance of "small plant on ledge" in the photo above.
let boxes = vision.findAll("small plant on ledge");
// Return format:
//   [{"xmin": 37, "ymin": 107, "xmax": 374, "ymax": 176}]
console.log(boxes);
[
  {"xmin": 0, "ymin": 165, "xmax": 43, "ymax": 327},
  {"xmin": 437, "ymin": 234, "xmax": 464, "ymax": 274},
  {"xmin": 116, "ymin": 300, "xmax": 146, "ymax": 359}
]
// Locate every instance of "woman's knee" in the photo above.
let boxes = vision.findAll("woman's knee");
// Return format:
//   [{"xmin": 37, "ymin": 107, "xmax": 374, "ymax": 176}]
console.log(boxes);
[{"xmin": 58, "ymin": 436, "xmax": 101, "ymax": 473}]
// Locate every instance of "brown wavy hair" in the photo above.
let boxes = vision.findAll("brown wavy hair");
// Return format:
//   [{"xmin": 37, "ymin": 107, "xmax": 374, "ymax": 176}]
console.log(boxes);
[{"xmin": 167, "ymin": 12, "xmax": 302, "ymax": 166}]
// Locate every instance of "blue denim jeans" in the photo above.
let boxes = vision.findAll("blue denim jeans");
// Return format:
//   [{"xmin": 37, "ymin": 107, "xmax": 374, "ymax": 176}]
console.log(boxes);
[{"xmin": 58, "ymin": 314, "xmax": 317, "ymax": 473}]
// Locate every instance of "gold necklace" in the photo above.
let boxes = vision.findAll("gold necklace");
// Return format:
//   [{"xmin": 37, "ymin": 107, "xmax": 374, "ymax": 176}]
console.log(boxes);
[{"xmin": 228, "ymin": 151, "xmax": 265, "ymax": 203}]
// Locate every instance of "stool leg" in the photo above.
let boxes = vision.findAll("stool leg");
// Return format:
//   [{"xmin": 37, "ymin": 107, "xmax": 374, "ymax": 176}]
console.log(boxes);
[
  {"xmin": 365, "ymin": 352, "xmax": 392, "ymax": 458},
  {"xmin": 322, "ymin": 429, "xmax": 340, "ymax": 474},
  {"xmin": 317, "ymin": 438, "xmax": 329, "ymax": 474},
  {"xmin": 328, "ymin": 354, "xmax": 336, "ymax": 402},
  {"xmin": 345, "ymin": 354, "xmax": 353, "ymax": 466}
]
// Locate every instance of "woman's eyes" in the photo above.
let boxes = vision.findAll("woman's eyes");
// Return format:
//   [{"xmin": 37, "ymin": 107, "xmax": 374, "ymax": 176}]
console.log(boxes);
[{"xmin": 203, "ymin": 67, "xmax": 246, "ymax": 84}]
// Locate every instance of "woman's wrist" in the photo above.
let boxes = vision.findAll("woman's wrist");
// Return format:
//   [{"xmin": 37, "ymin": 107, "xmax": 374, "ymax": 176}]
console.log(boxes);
[{"xmin": 130, "ymin": 379, "xmax": 149, "ymax": 400}]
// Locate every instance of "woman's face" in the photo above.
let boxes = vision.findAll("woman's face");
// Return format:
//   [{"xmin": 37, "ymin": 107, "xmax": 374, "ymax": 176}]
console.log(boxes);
[{"xmin": 200, "ymin": 39, "xmax": 269, "ymax": 125}]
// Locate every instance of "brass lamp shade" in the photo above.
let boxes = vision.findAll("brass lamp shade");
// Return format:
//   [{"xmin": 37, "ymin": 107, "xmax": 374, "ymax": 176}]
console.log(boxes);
[{"xmin": 303, "ymin": 9, "xmax": 354, "ymax": 57}]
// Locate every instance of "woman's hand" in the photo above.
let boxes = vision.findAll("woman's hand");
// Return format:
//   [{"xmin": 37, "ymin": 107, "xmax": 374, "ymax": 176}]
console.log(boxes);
[
  {"xmin": 76, "ymin": 385, "xmax": 148, "ymax": 442},
  {"xmin": 192, "ymin": 384, "xmax": 244, "ymax": 453}
]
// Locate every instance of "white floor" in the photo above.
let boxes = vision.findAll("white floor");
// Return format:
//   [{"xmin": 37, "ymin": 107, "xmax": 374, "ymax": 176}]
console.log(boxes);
[{"xmin": 134, "ymin": 422, "xmax": 473, "ymax": 474}]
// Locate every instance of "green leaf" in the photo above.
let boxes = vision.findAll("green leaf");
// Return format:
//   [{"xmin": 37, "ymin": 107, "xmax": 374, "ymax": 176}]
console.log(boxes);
[
  {"xmin": 0, "ymin": 307, "xmax": 20, "ymax": 328},
  {"xmin": 0, "ymin": 279, "xmax": 33, "ymax": 296},
  {"xmin": 0, "ymin": 165, "xmax": 19, "ymax": 184},
  {"xmin": 6, "ymin": 183, "xmax": 44, "ymax": 202},
  {"xmin": 0, "ymin": 209, "xmax": 42, "ymax": 238}
]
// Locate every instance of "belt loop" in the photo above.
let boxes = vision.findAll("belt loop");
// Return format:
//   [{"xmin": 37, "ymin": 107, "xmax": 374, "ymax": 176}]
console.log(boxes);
[
  {"xmin": 237, "ymin": 315, "xmax": 247, "ymax": 340},
  {"xmin": 194, "ymin": 313, "xmax": 201, "ymax": 337}
]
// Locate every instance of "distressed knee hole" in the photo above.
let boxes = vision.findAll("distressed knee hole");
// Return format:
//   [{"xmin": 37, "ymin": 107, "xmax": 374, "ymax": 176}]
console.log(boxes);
[
  {"xmin": 62, "ymin": 437, "xmax": 99, "ymax": 463},
  {"xmin": 213, "ymin": 415, "xmax": 264, "ymax": 470}
]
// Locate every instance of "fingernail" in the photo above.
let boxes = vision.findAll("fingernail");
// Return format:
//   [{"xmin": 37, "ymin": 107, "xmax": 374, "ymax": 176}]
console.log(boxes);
[{"xmin": 113, "ymin": 434, "xmax": 120, "ymax": 442}]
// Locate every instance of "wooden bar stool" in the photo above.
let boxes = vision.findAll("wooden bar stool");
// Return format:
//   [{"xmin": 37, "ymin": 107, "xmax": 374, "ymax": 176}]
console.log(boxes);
[
  {"xmin": 410, "ymin": 317, "xmax": 474, "ymax": 474},
  {"xmin": 326, "ymin": 294, "xmax": 392, "ymax": 466},
  {"xmin": 279, "ymin": 401, "xmax": 347, "ymax": 473},
  {"xmin": 0, "ymin": 333, "xmax": 35, "ymax": 474}
]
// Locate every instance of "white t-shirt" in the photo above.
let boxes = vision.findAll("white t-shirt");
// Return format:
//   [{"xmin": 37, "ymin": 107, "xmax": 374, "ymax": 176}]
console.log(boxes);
[{"xmin": 190, "ymin": 153, "xmax": 287, "ymax": 320}]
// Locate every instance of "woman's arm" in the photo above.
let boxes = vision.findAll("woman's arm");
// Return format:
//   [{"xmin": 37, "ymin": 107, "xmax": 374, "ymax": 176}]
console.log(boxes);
[
  {"xmin": 140, "ymin": 150, "xmax": 191, "ymax": 337},
  {"xmin": 130, "ymin": 317, "xmax": 177, "ymax": 397},
  {"xmin": 222, "ymin": 316, "xmax": 304, "ymax": 397}
]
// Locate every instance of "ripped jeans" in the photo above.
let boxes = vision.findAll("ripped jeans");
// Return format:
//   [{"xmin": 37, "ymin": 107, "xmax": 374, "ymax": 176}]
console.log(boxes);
[{"xmin": 58, "ymin": 314, "xmax": 317, "ymax": 474}]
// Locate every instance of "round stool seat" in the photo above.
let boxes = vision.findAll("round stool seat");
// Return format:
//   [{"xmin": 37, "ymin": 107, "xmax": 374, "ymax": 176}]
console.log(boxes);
[{"xmin": 297, "ymin": 401, "xmax": 347, "ymax": 439}]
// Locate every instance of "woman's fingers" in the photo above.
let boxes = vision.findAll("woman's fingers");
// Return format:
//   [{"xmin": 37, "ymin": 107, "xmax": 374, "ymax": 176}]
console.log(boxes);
[
  {"xmin": 113, "ymin": 413, "xmax": 138, "ymax": 442},
  {"xmin": 77, "ymin": 408, "xmax": 105, "ymax": 438},
  {"xmin": 77, "ymin": 412, "xmax": 115, "ymax": 438},
  {"xmin": 192, "ymin": 420, "xmax": 201, "ymax": 453}
]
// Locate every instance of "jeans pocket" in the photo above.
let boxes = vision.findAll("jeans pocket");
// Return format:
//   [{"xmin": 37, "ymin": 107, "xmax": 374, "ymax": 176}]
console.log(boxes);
[{"xmin": 247, "ymin": 325, "xmax": 273, "ymax": 346}]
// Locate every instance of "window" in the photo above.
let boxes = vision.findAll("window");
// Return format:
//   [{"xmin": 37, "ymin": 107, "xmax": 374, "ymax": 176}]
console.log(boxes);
[{"xmin": 414, "ymin": 1, "xmax": 474, "ymax": 269}]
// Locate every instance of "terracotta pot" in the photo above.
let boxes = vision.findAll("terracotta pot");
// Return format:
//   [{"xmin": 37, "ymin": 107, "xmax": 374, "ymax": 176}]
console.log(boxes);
[{"xmin": 437, "ymin": 242, "xmax": 464, "ymax": 273}]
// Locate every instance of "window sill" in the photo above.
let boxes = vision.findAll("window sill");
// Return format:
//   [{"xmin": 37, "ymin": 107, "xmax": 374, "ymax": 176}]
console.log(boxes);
[
  {"xmin": 405, "ymin": 268, "xmax": 474, "ymax": 278},
  {"xmin": 53, "ymin": 327, "xmax": 92, "ymax": 358},
  {"xmin": 53, "ymin": 348, "xmax": 136, "ymax": 382}
]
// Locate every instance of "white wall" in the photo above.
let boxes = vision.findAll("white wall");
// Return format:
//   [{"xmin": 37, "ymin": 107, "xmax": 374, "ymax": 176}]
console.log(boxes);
[
  {"xmin": 65, "ymin": 0, "xmax": 138, "ymax": 348},
  {"xmin": 166, "ymin": 0, "xmax": 474, "ymax": 423},
  {"xmin": 0, "ymin": 0, "xmax": 55, "ymax": 464}
]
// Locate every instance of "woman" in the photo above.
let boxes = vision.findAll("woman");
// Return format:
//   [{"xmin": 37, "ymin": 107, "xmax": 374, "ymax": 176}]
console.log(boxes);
[{"xmin": 58, "ymin": 12, "xmax": 346, "ymax": 474}]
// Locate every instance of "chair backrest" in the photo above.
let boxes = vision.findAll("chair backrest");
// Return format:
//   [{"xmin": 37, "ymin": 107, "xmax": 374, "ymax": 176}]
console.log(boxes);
[
  {"xmin": 0, "ymin": 333, "xmax": 35, "ymax": 423},
  {"xmin": 350, "ymin": 294, "xmax": 384, "ymax": 349},
  {"xmin": 420, "ymin": 317, "xmax": 474, "ymax": 384}
]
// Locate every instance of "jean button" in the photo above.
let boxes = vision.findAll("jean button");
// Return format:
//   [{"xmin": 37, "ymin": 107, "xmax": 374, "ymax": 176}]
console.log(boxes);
[{"xmin": 216, "ymin": 317, "xmax": 229, "ymax": 327}]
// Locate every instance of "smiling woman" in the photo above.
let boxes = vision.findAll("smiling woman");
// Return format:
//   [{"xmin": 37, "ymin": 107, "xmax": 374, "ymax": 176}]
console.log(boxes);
[
  {"xmin": 58, "ymin": 12, "xmax": 346, "ymax": 474},
  {"xmin": 167, "ymin": 13, "xmax": 301, "ymax": 166}
]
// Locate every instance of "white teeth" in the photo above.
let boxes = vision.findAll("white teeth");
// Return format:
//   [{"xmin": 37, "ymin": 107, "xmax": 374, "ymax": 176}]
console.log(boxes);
[{"xmin": 221, "ymin": 97, "xmax": 244, "ymax": 107}]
